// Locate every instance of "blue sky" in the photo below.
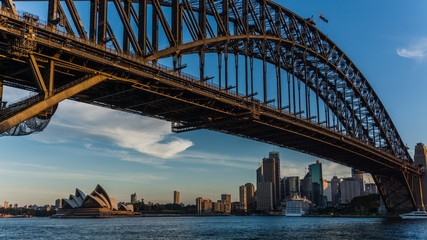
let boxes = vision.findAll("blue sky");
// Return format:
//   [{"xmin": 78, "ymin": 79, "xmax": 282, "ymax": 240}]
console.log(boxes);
[{"xmin": 1, "ymin": 0, "xmax": 427, "ymax": 206}]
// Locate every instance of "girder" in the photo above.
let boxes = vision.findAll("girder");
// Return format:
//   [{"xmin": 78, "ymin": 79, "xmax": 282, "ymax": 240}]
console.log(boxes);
[{"xmin": 0, "ymin": 0, "xmax": 423, "ymax": 212}]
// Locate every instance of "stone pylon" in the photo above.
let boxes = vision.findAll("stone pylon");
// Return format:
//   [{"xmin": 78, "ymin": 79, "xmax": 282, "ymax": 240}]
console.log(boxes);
[{"xmin": 414, "ymin": 143, "xmax": 427, "ymax": 210}]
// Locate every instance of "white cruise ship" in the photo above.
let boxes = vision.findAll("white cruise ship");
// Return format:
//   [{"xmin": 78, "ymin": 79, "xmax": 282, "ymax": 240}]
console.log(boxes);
[
  {"xmin": 400, "ymin": 210, "xmax": 427, "ymax": 219},
  {"xmin": 285, "ymin": 196, "xmax": 311, "ymax": 217}
]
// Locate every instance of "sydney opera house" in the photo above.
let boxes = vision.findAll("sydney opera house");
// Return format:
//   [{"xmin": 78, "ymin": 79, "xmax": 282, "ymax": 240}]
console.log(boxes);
[{"xmin": 56, "ymin": 184, "xmax": 134, "ymax": 217}]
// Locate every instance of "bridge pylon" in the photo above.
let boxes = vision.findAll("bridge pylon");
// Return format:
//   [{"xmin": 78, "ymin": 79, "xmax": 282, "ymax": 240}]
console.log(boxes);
[{"xmin": 414, "ymin": 143, "xmax": 427, "ymax": 210}]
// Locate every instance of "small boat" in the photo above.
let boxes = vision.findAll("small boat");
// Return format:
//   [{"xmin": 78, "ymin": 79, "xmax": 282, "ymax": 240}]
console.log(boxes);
[{"xmin": 399, "ymin": 210, "xmax": 427, "ymax": 219}]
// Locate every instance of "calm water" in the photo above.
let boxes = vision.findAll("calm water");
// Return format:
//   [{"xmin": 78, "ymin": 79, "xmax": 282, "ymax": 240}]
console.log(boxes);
[{"xmin": 1, "ymin": 216, "xmax": 426, "ymax": 240}]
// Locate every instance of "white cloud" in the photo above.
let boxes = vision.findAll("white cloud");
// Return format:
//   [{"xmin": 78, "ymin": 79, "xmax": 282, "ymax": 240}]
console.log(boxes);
[
  {"xmin": 396, "ymin": 38, "xmax": 427, "ymax": 60},
  {"xmin": 31, "ymin": 101, "xmax": 193, "ymax": 159}
]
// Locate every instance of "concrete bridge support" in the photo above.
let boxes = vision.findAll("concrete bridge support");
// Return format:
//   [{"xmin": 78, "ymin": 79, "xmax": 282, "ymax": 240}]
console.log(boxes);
[{"xmin": 414, "ymin": 143, "xmax": 427, "ymax": 210}]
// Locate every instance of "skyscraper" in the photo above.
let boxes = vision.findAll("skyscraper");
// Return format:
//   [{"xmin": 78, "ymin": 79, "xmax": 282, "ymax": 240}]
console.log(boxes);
[
  {"xmin": 340, "ymin": 177, "xmax": 363, "ymax": 203},
  {"xmin": 174, "ymin": 190, "xmax": 180, "ymax": 205},
  {"xmin": 269, "ymin": 151, "xmax": 281, "ymax": 206},
  {"xmin": 351, "ymin": 168, "xmax": 365, "ymax": 195},
  {"xmin": 239, "ymin": 185, "xmax": 247, "ymax": 212},
  {"xmin": 245, "ymin": 183, "xmax": 255, "ymax": 210},
  {"xmin": 331, "ymin": 176, "xmax": 341, "ymax": 205},
  {"xmin": 308, "ymin": 160, "xmax": 323, "ymax": 206},
  {"xmin": 256, "ymin": 152, "xmax": 281, "ymax": 210},
  {"xmin": 285, "ymin": 176, "xmax": 300, "ymax": 198},
  {"xmin": 131, "ymin": 193, "xmax": 137, "ymax": 204},
  {"xmin": 301, "ymin": 172, "xmax": 312, "ymax": 201},
  {"xmin": 221, "ymin": 194, "xmax": 231, "ymax": 213}
]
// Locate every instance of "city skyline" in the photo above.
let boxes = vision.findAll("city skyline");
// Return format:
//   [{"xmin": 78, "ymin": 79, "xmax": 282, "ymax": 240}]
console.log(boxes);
[{"xmin": 1, "ymin": 0, "xmax": 427, "ymax": 206}]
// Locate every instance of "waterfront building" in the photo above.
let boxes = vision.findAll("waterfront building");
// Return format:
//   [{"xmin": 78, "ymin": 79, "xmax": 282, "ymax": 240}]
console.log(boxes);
[
  {"xmin": 196, "ymin": 197, "xmax": 212, "ymax": 215},
  {"xmin": 4, "ymin": 201, "xmax": 8, "ymax": 209},
  {"xmin": 221, "ymin": 194, "xmax": 231, "ymax": 213},
  {"xmin": 308, "ymin": 160, "xmax": 323, "ymax": 206},
  {"xmin": 257, "ymin": 181, "xmax": 273, "ymax": 211},
  {"xmin": 57, "ymin": 184, "xmax": 133, "ymax": 217},
  {"xmin": 331, "ymin": 176, "xmax": 341, "ymax": 205},
  {"xmin": 130, "ymin": 193, "xmax": 137, "ymax": 204},
  {"xmin": 239, "ymin": 185, "xmax": 247, "ymax": 212},
  {"xmin": 285, "ymin": 176, "xmax": 300, "ymax": 198},
  {"xmin": 212, "ymin": 201, "xmax": 225, "ymax": 213},
  {"xmin": 173, "ymin": 191, "xmax": 180, "ymax": 205},
  {"xmin": 340, "ymin": 177, "xmax": 363, "ymax": 203},
  {"xmin": 245, "ymin": 183, "xmax": 255, "ymax": 210}
]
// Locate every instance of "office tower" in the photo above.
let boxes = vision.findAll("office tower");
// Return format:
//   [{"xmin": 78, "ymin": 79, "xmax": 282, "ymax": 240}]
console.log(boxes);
[
  {"xmin": 331, "ymin": 176, "xmax": 341, "ymax": 205},
  {"xmin": 301, "ymin": 172, "xmax": 312, "ymax": 201},
  {"xmin": 414, "ymin": 143, "xmax": 427, "ymax": 209},
  {"xmin": 4, "ymin": 201, "xmax": 8, "ymax": 209},
  {"xmin": 245, "ymin": 183, "xmax": 255, "ymax": 210},
  {"xmin": 221, "ymin": 194, "xmax": 231, "ymax": 213},
  {"xmin": 269, "ymin": 151, "xmax": 281, "ymax": 205},
  {"xmin": 257, "ymin": 181, "xmax": 273, "ymax": 210},
  {"xmin": 351, "ymin": 168, "xmax": 365, "ymax": 195},
  {"xmin": 340, "ymin": 177, "xmax": 363, "ymax": 203},
  {"xmin": 173, "ymin": 190, "xmax": 180, "ymax": 205},
  {"xmin": 285, "ymin": 176, "xmax": 300, "ymax": 198},
  {"xmin": 308, "ymin": 160, "xmax": 323, "ymax": 206},
  {"xmin": 280, "ymin": 178, "xmax": 286, "ymax": 201},
  {"xmin": 239, "ymin": 185, "xmax": 247, "ymax": 212},
  {"xmin": 131, "ymin": 193, "xmax": 137, "ymax": 204},
  {"xmin": 323, "ymin": 180, "xmax": 332, "ymax": 204}
]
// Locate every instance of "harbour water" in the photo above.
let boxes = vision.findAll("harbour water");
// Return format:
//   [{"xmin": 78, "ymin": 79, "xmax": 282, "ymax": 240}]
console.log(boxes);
[{"xmin": 1, "ymin": 216, "xmax": 426, "ymax": 240}]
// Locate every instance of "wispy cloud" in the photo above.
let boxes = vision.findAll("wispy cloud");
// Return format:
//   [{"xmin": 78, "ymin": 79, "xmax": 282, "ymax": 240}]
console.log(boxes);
[
  {"xmin": 396, "ymin": 38, "xmax": 427, "ymax": 60},
  {"xmin": 31, "ymin": 101, "xmax": 193, "ymax": 159}
]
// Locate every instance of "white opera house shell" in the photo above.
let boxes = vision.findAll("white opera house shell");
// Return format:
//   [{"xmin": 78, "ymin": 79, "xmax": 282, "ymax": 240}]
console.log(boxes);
[{"xmin": 57, "ymin": 184, "xmax": 133, "ymax": 217}]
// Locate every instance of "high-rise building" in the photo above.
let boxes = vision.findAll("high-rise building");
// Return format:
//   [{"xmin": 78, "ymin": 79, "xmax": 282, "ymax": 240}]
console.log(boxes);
[
  {"xmin": 245, "ymin": 183, "xmax": 255, "ymax": 210},
  {"xmin": 323, "ymin": 180, "xmax": 332, "ymax": 204},
  {"xmin": 131, "ymin": 193, "xmax": 137, "ymax": 204},
  {"xmin": 285, "ymin": 176, "xmax": 300, "ymax": 198},
  {"xmin": 340, "ymin": 177, "xmax": 363, "ymax": 203},
  {"xmin": 301, "ymin": 172, "xmax": 312, "ymax": 201},
  {"xmin": 221, "ymin": 194, "xmax": 231, "ymax": 213},
  {"xmin": 330, "ymin": 176, "xmax": 341, "ymax": 205},
  {"xmin": 196, "ymin": 197, "xmax": 212, "ymax": 215},
  {"xmin": 351, "ymin": 168, "xmax": 365, "ymax": 195},
  {"xmin": 308, "ymin": 160, "xmax": 323, "ymax": 206},
  {"xmin": 173, "ymin": 190, "xmax": 180, "ymax": 205},
  {"xmin": 257, "ymin": 181, "xmax": 273, "ymax": 210},
  {"xmin": 269, "ymin": 151, "xmax": 281, "ymax": 206},
  {"xmin": 3, "ymin": 201, "xmax": 8, "ymax": 209},
  {"xmin": 239, "ymin": 185, "xmax": 247, "ymax": 212},
  {"xmin": 280, "ymin": 177, "xmax": 286, "ymax": 201}
]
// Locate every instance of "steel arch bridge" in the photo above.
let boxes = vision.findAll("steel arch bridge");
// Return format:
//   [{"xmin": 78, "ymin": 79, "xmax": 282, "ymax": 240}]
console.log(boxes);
[{"xmin": 0, "ymin": 0, "xmax": 424, "ymax": 213}]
